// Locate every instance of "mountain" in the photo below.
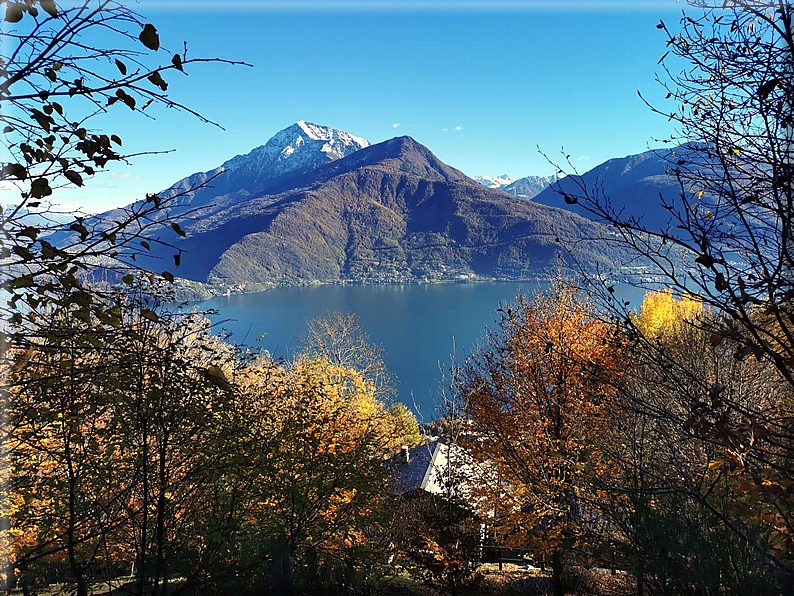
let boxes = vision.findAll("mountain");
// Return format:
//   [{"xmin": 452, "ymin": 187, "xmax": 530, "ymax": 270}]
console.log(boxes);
[
  {"xmin": 132, "ymin": 132, "xmax": 645, "ymax": 291},
  {"xmin": 473, "ymin": 174, "xmax": 513, "ymax": 189},
  {"xmin": 153, "ymin": 120, "xmax": 371, "ymax": 217},
  {"xmin": 2, "ymin": 204, "xmax": 73, "ymax": 229},
  {"xmin": 473, "ymin": 174, "xmax": 556, "ymax": 200},
  {"xmin": 530, "ymin": 149, "xmax": 683, "ymax": 229},
  {"xmin": 501, "ymin": 175, "xmax": 555, "ymax": 199}
]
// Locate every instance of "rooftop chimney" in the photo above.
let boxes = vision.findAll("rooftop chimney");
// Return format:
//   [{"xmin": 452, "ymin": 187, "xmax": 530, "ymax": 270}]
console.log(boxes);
[{"xmin": 401, "ymin": 445, "xmax": 410, "ymax": 463}]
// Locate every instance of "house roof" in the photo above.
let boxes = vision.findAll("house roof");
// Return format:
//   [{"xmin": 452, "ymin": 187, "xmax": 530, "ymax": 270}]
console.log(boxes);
[
  {"xmin": 389, "ymin": 439, "xmax": 488, "ymax": 505},
  {"xmin": 389, "ymin": 441, "xmax": 442, "ymax": 495}
]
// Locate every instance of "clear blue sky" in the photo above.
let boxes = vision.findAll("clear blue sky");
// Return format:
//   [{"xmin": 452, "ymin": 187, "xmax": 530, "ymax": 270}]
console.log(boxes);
[{"xmin": 23, "ymin": 0, "xmax": 690, "ymax": 212}]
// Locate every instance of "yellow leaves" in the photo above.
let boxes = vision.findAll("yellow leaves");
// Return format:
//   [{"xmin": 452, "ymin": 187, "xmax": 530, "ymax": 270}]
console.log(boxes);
[
  {"xmin": 708, "ymin": 459, "xmax": 726, "ymax": 470},
  {"xmin": 637, "ymin": 289, "xmax": 703, "ymax": 338},
  {"xmin": 204, "ymin": 363, "xmax": 232, "ymax": 391},
  {"xmin": 235, "ymin": 351, "xmax": 392, "ymax": 557}
]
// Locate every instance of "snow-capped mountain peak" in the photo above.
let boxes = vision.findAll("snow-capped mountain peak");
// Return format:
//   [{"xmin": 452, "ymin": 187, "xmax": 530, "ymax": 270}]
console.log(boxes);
[
  {"xmin": 156, "ymin": 121, "xmax": 371, "ymax": 210},
  {"xmin": 220, "ymin": 121, "xmax": 370, "ymax": 179},
  {"xmin": 473, "ymin": 174, "xmax": 514, "ymax": 189}
]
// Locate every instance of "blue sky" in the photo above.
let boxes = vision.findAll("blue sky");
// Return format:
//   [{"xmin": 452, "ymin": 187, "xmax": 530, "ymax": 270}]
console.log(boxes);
[{"xmin": 8, "ymin": 0, "xmax": 690, "ymax": 212}]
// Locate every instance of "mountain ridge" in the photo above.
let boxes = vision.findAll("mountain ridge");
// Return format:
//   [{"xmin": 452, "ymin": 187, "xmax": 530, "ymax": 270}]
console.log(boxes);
[
  {"xmin": 530, "ymin": 148, "xmax": 682, "ymax": 229},
  {"xmin": 141, "ymin": 134, "xmax": 646, "ymax": 292},
  {"xmin": 150, "ymin": 121, "xmax": 371, "ymax": 216},
  {"xmin": 58, "ymin": 122, "xmax": 663, "ymax": 300}
]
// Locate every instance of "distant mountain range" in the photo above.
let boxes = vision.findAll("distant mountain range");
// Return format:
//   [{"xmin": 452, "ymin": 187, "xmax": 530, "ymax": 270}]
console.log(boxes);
[
  {"xmin": 473, "ymin": 174, "xmax": 513, "ymax": 189},
  {"xmin": 2, "ymin": 204, "xmax": 73, "ymax": 228},
  {"xmin": 57, "ymin": 121, "xmax": 682, "ymax": 298},
  {"xmin": 474, "ymin": 173, "xmax": 558, "ymax": 200},
  {"xmin": 476, "ymin": 147, "xmax": 690, "ymax": 231},
  {"xmin": 92, "ymin": 121, "xmax": 655, "ymax": 296}
]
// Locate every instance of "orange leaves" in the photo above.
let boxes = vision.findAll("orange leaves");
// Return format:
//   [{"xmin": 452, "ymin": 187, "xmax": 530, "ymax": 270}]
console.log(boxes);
[{"xmin": 462, "ymin": 279, "xmax": 624, "ymax": 553}]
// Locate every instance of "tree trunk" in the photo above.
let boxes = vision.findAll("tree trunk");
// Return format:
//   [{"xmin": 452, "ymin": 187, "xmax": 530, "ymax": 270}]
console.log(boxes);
[
  {"xmin": 138, "ymin": 423, "xmax": 149, "ymax": 596},
  {"xmin": 153, "ymin": 438, "xmax": 168, "ymax": 595},
  {"xmin": 269, "ymin": 556, "xmax": 294, "ymax": 596},
  {"xmin": 3, "ymin": 563, "xmax": 16, "ymax": 593},
  {"xmin": 65, "ymin": 425, "xmax": 87, "ymax": 596},
  {"xmin": 551, "ymin": 548, "xmax": 564, "ymax": 596}
]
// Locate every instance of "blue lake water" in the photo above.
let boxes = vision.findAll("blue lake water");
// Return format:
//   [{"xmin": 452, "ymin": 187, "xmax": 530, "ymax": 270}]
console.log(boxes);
[{"xmin": 195, "ymin": 282, "xmax": 646, "ymax": 418}]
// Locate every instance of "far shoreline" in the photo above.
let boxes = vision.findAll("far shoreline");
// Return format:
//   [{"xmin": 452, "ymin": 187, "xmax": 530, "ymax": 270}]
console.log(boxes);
[{"xmin": 176, "ymin": 269, "xmax": 661, "ymax": 305}]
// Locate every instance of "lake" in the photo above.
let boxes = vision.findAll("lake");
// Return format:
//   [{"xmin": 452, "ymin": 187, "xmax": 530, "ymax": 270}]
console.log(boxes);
[{"xmin": 195, "ymin": 281, "xmax": 646, "ymax": 418}]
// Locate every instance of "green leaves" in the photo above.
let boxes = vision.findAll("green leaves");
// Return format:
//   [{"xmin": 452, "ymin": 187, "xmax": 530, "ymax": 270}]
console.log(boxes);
[{"xmin": 139, "ymin": 23, "xmax": 160, "ymax": 51}]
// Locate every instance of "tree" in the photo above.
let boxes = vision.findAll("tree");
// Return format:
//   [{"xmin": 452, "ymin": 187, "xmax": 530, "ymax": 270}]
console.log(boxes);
[
  {"xmin": 0, "ymin": 279, "xmax": 235, "ymax": 596},
  {"xmin": 547, "ymin": 0, "xmax": 794, "ymax": 580},
  {"xmin": 299, "ymin": 313, "xmax": 396, "ymax": 403},
  {"xmin": 390, "ymin": 491, "xmax": 483, "ymax": 596},
  {"xmin": 460, "ymin": 280, "xmax": 623, "ymax": 596},
  {"xmin": 0, "ymin": 4, "xmax": 247, "ymax": 590},
  {"xmin": 596, "ymin": 291, "xmax": 789, "ymax": 594},
  {"xmin": 229, "ymin": 354, "xmax": 413, "ymax": 594},
  {"xmin": 106, "ymin": 283, "xmax": 235, "ymax": 596},
  {"xmin": 0, "ymin": 0, "xmax": 247, "ymax": 338}
]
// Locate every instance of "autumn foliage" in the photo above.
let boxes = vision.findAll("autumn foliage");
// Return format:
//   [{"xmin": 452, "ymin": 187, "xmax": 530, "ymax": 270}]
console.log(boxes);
[
  {"xmin": 0, "ymin": 289, "xmax": 419, "ymax": 596},
  {"xmin": 460, "ymin": 280, "xmax": 623, "ymax": 596},
  {"xmin": 606, "ymin": 290, "xmax": 794, "ymax": 593}
]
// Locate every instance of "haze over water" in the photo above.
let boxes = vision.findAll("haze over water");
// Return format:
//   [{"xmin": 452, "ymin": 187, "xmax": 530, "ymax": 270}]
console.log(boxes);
[{"xmin": 196, "ymin": 281, "xmax": 646, "ymax": 417}]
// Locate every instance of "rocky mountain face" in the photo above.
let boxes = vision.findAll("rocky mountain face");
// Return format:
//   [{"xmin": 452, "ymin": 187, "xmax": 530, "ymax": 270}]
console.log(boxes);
[
  {"xmin": 131, "ymin": 131, "xmax": 643, "ymax": 291},
  {"xmin": 151, "ymin": 120, "xmax": 371, "ymax": 218}
]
